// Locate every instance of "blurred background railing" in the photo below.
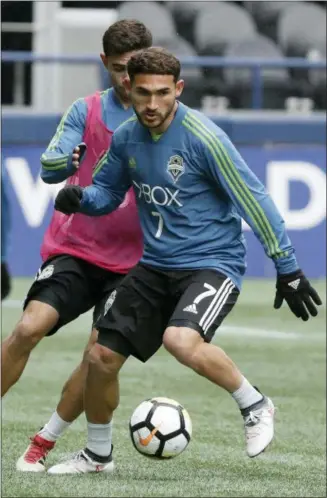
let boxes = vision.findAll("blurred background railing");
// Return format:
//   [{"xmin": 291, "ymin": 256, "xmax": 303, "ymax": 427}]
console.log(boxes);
[
  {"xmin": 2, "ymin": 51, "xmax": 326, "ymax": 110},
  {"xmin": 2, "ymin": 0, "xmax": 326, "ymax": 113}
]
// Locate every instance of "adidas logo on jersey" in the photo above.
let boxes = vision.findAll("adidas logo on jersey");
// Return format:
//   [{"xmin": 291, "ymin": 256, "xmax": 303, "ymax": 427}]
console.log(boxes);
[
  {"xmin": 183, "ymin": 303, "xmax": 198, "ymax": 314},
  {"xmin": 288, "ymin": 278, "xmax": 300, "ymax": 290}
]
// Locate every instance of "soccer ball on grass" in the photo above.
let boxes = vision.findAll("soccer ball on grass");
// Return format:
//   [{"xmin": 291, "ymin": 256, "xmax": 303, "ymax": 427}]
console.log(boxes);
[{"xmin": 129, "ymin": 397, "xmax": 192, "ymax": 459}]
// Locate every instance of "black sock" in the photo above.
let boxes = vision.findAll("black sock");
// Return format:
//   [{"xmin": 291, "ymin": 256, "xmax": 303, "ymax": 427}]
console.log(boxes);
[{"xmin": 84, "ymin": 446, "xmax": 112, "ymax": 463}]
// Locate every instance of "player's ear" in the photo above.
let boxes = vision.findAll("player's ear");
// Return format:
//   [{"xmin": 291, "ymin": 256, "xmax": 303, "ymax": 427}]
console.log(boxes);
[
  {"xmin": 175, "ymin": 79, "xmax": 184, "ymax": 98},
  {"xmin": 100, "ymin": 53, "xmax": 109, "ymax": 69}
]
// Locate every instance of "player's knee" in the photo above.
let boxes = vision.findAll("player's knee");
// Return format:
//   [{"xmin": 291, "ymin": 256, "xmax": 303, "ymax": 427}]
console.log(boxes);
[
  {"xmin": 87, "ymin": 343, "xmax": 123, "ymax": 379},
  {"xmin": 12, "ymin": 313, "xmax": 46, "ymax": 350},
  {"xmin": 163, "ymin": 326, "xmax": 203, "ymax": 367},
  {"xmin": 11, "ymin": 301, "xmax": 58, "ymax": 351}
]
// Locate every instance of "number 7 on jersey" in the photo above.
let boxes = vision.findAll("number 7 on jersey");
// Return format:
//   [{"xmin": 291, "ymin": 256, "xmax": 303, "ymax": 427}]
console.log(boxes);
[{"xmin": 151, "ymin": 211, "xmax": 164, "ymax": 238}]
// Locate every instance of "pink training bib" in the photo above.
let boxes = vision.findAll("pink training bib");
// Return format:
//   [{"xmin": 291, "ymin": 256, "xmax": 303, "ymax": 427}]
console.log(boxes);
[{"xmin": 40, "ymin": 91, "xmax": 143, "ymax": 273}]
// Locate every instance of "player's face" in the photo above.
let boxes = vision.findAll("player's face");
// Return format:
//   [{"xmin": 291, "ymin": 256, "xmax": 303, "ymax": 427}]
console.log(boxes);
[
  {"xmin": 100, "ymin": 51, "xmax": 138, "ymax": 104},
  {"xmin": 126, "ymin": 74, "xmax": 184, "ymax": 131}
]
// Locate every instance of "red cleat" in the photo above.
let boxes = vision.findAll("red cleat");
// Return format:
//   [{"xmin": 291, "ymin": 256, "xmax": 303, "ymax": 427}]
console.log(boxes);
[{"xmin": 16, "ymin": 434, "xmax": 55, "ymax": 472}]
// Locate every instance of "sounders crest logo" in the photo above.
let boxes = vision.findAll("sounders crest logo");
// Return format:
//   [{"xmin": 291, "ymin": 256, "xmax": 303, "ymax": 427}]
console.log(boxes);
[{"xmin": 167, "ymin": 155, "xmax": 184, "ymax": 183}]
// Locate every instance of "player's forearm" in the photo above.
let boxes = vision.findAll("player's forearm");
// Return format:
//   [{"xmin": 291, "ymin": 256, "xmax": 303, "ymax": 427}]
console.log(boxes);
[
  {"xmin": 246, "ymin": 193, "xmax": 299, "ymax": 274},
  {"xmin": 273, "ymin": 249, "xmax": 299, "ymax": 275},
  {"xmin": 41, "ymin": 99, "xmax": 87, "ymax": 184},
  {"xmin": 40, "ymin": 152, "xmax": 76, "ymax": 184},
  {"xmin": 269, "ymin": 221, "xmax": 299, "ymax": 274},
  {"xmin": 79, "ymin": 185, "xmax": 124, "ymax": 216},
  {"xmin": 40, "ymin": 142, "xmax": 88, "ymax": 183}
]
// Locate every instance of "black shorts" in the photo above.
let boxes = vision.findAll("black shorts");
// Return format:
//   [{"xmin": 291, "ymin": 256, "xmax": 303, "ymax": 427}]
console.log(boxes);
[
  {"xmin": 24, "ymin": 255, "xmax": 125, "ymax": 336},
  {"xmin": 96, "ymin": 263, "xmax": 239, "ymax": 362}
]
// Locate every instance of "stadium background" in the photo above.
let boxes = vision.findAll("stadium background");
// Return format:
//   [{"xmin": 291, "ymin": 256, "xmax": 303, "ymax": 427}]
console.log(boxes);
[
  {"xmin": 1, "ymin": 2, "xmax": 326, "ymax": 498},
  {"xmin": 1, "ymin": 0, "xmax": 326, "ymax": 279}
]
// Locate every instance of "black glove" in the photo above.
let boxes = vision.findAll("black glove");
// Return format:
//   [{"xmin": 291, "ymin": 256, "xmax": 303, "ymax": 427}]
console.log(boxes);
[
  {"xmin": 54, "ymin": 185, "xmax": 83, "ymax": 215},
  {"xmin": 274, "ymin": 269, "xmax": 322, "ymax": 321}
]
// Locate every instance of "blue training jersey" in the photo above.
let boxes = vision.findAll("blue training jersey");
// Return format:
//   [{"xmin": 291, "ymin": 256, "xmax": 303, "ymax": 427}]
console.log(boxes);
[
  {"xmin": 40, "ymin": 88, "xmax": 134, "ymax": 183},
  {"xmin": 79, "ymin": 102, "xmax": 299, "ymax": 289}
]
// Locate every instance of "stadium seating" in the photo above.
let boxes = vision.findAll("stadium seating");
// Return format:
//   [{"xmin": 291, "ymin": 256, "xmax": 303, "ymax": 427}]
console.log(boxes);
[
  {"xmin": 243, "ymin": 1, "xmax": 298, "ymax": 41},
  {"xmin": 194, "ymin": 2, "xmax": 257, "ymax": 56},
  {"xmin": 277, "ymin": 2, "xmax": 326, "ymax": 108},
  {"xmin": 163, "ymin": 0, "xmax": 326, "ymax": 110},
  {"xmin": 117, "ymin": 1, "xmax": 176, "ymax": 44},
  {"xmin": 277, "ymin": 2, "xmax": 326, "ymax": 57},
  {"xmin": 2, "ymin": 0, "xmax": 327, "ymax": 110},
  {"xmin": 166, "ymin": 1, "xmax": 213, "ymax": 46},
  {"xmin": 167, "ymin": 0, "xmax": 317, "ymax": 110},
  {"xmin": 223, "ymin": 34, "xmax": 291, "ymax": 109},
  {"xmin": 308, "ymin": 40, "xmax": 327, "ymax": 110}
]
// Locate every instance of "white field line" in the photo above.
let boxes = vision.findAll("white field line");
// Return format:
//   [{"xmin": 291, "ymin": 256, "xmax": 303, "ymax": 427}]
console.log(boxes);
[
  {"xmin": 2, "ymin": 300, "xmax": 325, "ymax": 341},
  {"xmin": 218, "ymin": 325, "xmax": 324, "ymax": 341}
]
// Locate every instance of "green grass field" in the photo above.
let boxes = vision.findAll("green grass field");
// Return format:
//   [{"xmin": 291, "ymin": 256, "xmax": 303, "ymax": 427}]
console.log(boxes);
[{"xmin": 1, "ymin": 278, "xmax": 326, "ymax": 498}]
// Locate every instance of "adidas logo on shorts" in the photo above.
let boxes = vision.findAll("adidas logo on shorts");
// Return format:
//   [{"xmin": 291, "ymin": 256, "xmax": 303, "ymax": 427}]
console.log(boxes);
[{"xmin": 183, "ymin": 303, "xmax": 198, "ymax": 314}]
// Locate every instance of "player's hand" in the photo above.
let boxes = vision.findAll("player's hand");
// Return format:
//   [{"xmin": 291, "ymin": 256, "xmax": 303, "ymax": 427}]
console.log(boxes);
[
  {"xmin": 72, "ymin": 142, "xmax": 87, "ymax": 169},
  {"xmin": 274, "ymin": 269, "xmax": 322, "ymax": 321},
  {"xmin": 54, "ymin": 185, "xmax": 83, "ymax": 215}
]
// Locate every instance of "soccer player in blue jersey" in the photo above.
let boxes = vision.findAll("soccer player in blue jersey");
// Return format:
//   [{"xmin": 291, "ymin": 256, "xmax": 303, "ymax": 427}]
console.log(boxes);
[{"xmin": 51, "ymin": 47, "xmax": 322, "ymax": 474}]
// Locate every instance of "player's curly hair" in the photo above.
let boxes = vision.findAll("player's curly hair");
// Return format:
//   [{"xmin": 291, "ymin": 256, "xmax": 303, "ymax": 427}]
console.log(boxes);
[
  {"xmin": 127, "ymin": 47, "xmax": 181, "ymax": 83},
  {"xmin": 102, "ymin": 19, "xmax": 152, "ymax": 56}
]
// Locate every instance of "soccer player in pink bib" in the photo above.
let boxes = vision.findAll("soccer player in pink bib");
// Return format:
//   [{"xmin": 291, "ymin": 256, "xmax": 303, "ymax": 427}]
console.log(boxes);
[{"xmin": 1, "ymin": 19, "xmax": 152, "ymax": 473}]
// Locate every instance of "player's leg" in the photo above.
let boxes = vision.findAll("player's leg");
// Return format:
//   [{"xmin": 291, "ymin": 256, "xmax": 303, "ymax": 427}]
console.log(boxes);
[
  {"xmin": 49, "ymin": 270, "xmax": 124, "ymax": 428},
  {"xmin": 2, "ymin": 255, "xmax": 90, "ymax": 398},
  {"xmin": 46, "ymin": 334, "xmax": 130, "ymax": 475},
  {"xmin": 14, "ymin": 256, "xmax": 104, "ymax": 472},
  {"xmin": 34, "ymin": 272, "xmax": 125, "ymax": 446},
  {"xmin": 55, "ymin": 327, "xmax": 98, "ymax": 423},
  {"xmin": 15, "ymin": 328, "xmax": 98, "ymax": 473},
  {"xmin": 55, "ymin": 267, "xmax": 125, "ymax": 415},
  {"xmin": 47, "ymin": 264, "xmax": 167, "ymax": 474},
  {"xmin": 162, "ymin": 270, "xmax": 275, "ymax": 458},
  {"xmin": 1, "ymin": 300, "xmax": 59, "ymax": 396}
]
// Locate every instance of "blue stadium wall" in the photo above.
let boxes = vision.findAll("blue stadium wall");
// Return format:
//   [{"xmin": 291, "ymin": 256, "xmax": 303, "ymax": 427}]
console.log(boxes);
[{"xmin": 2, "ymin": 113, "xmax": 326, "ymax": 278}]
